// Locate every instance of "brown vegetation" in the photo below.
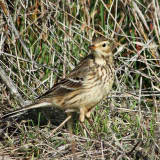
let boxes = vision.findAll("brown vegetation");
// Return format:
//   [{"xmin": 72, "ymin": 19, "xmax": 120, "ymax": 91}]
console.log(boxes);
[{"xmin": 0, "ymin": 0, "xmax": 160, "ymax": 159}]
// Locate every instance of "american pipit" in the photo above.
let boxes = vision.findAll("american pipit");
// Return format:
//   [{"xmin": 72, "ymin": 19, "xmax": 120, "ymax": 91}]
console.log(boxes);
[{"xmin": 2, "ymin": 37, "xmax": 115, "ymax": 124}]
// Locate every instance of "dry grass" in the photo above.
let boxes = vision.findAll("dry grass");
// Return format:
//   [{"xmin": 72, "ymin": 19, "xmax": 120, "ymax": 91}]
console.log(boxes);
[{"xmin": 0, "ymin": 0, "xmax": 160, "ymax": 159}]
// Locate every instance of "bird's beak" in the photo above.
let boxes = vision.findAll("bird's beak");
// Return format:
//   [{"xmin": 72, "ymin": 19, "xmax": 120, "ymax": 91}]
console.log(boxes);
[{"xmin": 89, "ymin": 45, "xmax": 96, "ymax": 50}]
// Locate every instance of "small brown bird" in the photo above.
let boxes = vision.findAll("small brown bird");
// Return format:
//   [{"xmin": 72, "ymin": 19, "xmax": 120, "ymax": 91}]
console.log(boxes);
[{"xmin": 2, "ymin": 37, "xmax": 115, "ymax": 123}]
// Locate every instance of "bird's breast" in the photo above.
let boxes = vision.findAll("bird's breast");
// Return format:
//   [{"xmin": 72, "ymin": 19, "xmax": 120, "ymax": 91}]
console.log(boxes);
[
  {"xmin": 83, "ymin": 64, "xmax": 114, "ymax": 98},
  {"xmin": 60, "ymin": 64, "xmax": 114, "ymax": 110}
]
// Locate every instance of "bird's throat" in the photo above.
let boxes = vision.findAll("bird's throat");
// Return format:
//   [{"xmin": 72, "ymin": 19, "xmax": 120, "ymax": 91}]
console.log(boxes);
[{"xmin": 94, "ymin": 54, "xmax": 113, "ymax": 66}]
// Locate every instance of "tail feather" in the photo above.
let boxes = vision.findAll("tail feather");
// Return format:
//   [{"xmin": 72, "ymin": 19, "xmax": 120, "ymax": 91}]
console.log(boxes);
[{"xmin": 1, "ymin": 102, "xmax": 52, "ymax": 120}]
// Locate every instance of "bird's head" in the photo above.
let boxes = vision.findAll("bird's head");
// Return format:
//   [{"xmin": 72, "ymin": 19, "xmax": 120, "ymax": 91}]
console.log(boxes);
[{"xmin": 89, "ymin": 37, "xmax": 114, "ymax": 57}]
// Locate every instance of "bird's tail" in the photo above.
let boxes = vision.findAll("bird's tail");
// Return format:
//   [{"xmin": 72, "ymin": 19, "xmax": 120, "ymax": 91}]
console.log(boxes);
[{"xmin": 1, "ymin": 102, "xmax": 52, "ymax": 120}]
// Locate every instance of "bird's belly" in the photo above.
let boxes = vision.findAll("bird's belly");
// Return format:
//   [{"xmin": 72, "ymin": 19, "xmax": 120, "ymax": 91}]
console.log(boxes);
[
  {"xmin": 82, "ymin": 85, "xmax": 105, "ymax": 106},
  {"xmin": 80, "ymin": 77, "xmax": 114, "ymax": 107},
  {"xmin": 64, "ymin": 82, "xmax": 108, "ymax": 110}
]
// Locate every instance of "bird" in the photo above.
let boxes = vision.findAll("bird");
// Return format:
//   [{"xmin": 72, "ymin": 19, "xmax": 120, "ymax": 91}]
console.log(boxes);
[{"xmin": 1, "ymin": 36, "xmax": 115, "ymax": 124}]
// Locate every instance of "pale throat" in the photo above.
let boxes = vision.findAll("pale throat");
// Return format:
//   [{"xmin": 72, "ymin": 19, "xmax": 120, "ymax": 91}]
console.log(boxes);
[
  {"xmin": 94, "ymin": 51, "xmax": 113, "ymax": 66},
  {"xmin": 95, "ymin": 56, "xmax": 106, "ymax": 65}
]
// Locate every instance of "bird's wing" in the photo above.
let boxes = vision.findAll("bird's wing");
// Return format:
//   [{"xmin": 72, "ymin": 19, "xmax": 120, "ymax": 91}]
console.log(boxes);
[{"xmin": 38, "ymin": 54, "xmax": 94, "ymax": 99}]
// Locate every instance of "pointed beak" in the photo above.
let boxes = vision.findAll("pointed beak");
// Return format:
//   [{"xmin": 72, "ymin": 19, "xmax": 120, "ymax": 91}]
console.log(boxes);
[{"xmin": 88, "ymin": 45, "xmax": 96, "ymax": 50}]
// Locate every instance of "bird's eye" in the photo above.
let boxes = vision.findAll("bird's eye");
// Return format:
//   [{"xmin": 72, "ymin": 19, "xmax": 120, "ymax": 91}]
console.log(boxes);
[{"xmin": 102, "ymin": 43, "xmax": 106, "ymax": 47}]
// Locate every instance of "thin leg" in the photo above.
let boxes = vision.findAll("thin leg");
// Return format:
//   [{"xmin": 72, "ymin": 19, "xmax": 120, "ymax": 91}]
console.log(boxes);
[
  {"xmin": 85, "ymin": 108, "xmax": 98, "ymax": 134},
  {"xmin": 79, "ymin": 107, "xmax": 87, "ymax": 122},
  {"xmin": 79, "ymin": 107, "xmax": 93, "ymax": 137},
  {"xmin": 85, "ymin": 107, "xmax": 94, "ymax": 127},
  {"xmin": 79, "ymin": 107, "xmax": 98, "ymax": 137},
  {"xmin": 85, "ymin": 107, "xmax": 94, "ymax": 119},
  {"xmin": 80, "ymin": 121, "xmax": 91, "ymax": 138}
]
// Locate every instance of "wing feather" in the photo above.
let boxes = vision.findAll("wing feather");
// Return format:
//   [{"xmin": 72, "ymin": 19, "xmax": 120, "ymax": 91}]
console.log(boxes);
[{"xmin": 38, "ymin": 54, "xmax": 95, "ymax": 99}]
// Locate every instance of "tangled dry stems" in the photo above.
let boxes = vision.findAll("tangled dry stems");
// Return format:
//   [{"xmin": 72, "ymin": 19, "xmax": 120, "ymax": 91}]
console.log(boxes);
[{"xmin": 0, "ymin": 0, "xmax": 160, "ymax": 159}]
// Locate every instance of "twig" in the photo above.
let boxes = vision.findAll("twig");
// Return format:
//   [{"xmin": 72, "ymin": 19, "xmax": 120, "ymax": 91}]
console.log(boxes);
[
  {"xmin": 127, "ymin": 140, "xmax": 141, "ymax": 156},
  {"xmin": 49, "ymin": 115, "xmax": 72, "ymax": 137},
  {"xmin": 0, "ymin": 27, "xmax": 26, "ymax": 107},
  {"xmin": 0, "ymin": 66, "xmax": 26, "ymax": 106},
  {"xmin": 0, "ymin": 0, "xmax": 32, "ymax": 60}
]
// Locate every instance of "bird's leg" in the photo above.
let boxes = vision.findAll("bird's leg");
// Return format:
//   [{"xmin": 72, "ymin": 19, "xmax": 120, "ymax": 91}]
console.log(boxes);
[
  {"xmin": 85, "ymin": 108, "xmax": 99, "ymax": 134},
  {"xmin": 80, "ymin": 121, "xmax": 91, "ymax": 138},
  {"xmin": 79, "ymin": 107, "xmax": 87, "ymax": 123},
  {"xmin": 79, "ymin": 107, "xmax": 93, "ymax": 137},
  {"xmin": 85, "ymin": 108, "xmax": 94, "ymax": 125},
  {"xmin": 85, "ymin": 108, "xmax": 92, "ymax": 119}
]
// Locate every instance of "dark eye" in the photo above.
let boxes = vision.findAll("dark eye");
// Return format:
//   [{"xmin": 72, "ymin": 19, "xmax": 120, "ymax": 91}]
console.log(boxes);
[{"xmin": 102, "ymin": 43, "xmax": 106, "ymax": 47}]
